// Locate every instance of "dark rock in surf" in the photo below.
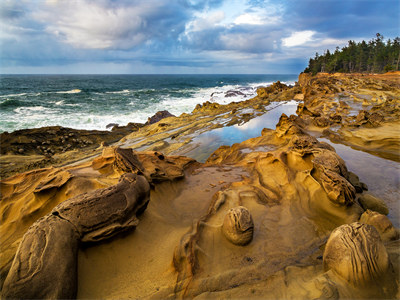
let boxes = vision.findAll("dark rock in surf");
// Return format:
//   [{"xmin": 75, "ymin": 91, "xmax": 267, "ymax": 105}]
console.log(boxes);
[{"xmin": 146, "ymin": 110, "xmax": 176, "ymax": 125}]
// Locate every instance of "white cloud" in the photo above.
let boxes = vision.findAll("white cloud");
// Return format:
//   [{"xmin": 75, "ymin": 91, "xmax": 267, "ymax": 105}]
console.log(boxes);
[
  {"xmin": 233, "ymin": 10, "xmax": 281, "ymax": 26},
  {"xmin": 317, "ymin": 38, "xmax": 349, "ymax": 47},
  {"xmin": 185, "ymin": 11, "xmax": 225, "ymax": 33},
  {"xmin": 32, "ymin": 0, "xmax": 177, "ymax": 49},
  {"xmin": 282, "ymin": 30, "xmax": 316, "ymax": 47},
  {"xmin": 234, "ymin": 13, "xmax": 265, "ymax": 25}
]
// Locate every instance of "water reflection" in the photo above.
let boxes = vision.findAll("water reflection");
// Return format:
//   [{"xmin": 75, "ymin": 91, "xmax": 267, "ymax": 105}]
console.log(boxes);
[{"xmin": 182, "ymin": 101, "xmax": 298, "ymax": 162}]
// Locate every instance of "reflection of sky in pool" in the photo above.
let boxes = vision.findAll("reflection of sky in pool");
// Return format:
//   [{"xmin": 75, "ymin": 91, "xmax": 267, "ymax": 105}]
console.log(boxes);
[
  {"xmin": 319, "ymin": 138, "xmax": 400, "ymax": 227},
  {"xmin": 183, "ymin": 101, "xmax": 298, "ymax": 162}
]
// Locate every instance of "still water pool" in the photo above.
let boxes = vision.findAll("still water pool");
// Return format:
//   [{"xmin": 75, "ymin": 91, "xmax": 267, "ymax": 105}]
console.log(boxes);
[{"xmin": 182, "ymin": 101, "xmax": 298, "ymax": 162}]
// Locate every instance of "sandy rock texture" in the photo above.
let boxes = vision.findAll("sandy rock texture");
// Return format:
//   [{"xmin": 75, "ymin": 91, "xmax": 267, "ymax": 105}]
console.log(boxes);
[{"xmin": 0, "ymin": 148, "xmax": 194, "ymax": 290}]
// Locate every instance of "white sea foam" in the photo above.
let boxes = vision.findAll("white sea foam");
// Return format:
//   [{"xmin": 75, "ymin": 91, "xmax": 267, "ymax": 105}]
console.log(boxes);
[
  {"xmin": 106, "ymin": 89, "xmax": 130, "ymax": 94},
  {"xmin": 55, "ymin": 89, "xmax": 81, "ymax": 94},
  {"xmin": 14, "ymin": 106, "xmax": 47, "ymax": 113},
  {"xmin": 0, "ymin": 93, "xmax": 27, "ymax": 98},
  {"xmin": 49, "ymin": 100, "xmax": 65, "ymax": 106}
]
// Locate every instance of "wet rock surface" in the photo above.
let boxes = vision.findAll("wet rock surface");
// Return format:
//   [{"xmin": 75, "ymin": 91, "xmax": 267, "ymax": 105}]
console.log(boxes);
[{"xmin": 297, "ymin": 72, "xmax": 400, "ymax": 162}]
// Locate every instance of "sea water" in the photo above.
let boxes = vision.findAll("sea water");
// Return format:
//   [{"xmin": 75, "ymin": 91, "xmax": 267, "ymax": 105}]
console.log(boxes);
[{"xmin": 0, "ymin": 74, "xmax": 297, "ymax": 133}]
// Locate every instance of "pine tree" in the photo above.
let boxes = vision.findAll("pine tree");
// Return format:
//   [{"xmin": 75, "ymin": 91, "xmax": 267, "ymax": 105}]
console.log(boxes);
[{"xmin": 304, "ymin": 34, "xmax": 399, "ymax": 74}]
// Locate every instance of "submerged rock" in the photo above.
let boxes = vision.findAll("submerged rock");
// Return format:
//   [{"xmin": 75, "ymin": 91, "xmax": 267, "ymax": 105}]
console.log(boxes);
[
  {"xmin": 225, "ymin": 90, "xmax": 246, "ymax": 97},
  {"xmin": 347, "ymin": 171, "xmax": 367, "ymax": 193}
]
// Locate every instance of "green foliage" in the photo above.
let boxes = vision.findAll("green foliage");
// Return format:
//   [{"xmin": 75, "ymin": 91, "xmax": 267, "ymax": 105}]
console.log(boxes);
[{"xmin": 304, "ymin": 34, "xmax": 400, "ymax": 74}]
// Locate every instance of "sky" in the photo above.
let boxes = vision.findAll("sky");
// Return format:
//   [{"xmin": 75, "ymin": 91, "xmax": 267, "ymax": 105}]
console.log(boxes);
[{"xmin": 1, "ymin": 0, "xmax": 399, "ymax": 74}]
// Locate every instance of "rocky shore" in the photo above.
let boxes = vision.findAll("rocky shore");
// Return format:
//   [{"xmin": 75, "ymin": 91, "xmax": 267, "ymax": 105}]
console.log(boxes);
[{"xmin": 1, "ymin": 72, "xmax": 399, "ymax": 299}]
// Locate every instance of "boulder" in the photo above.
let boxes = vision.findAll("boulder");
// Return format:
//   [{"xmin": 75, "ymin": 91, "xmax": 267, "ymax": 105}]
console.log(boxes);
[
  {"xmin": 347, "ymin": 171, "xmax": 367, "ymax": 193},
  {"xmin": 358, "ymin": 193, "xmax": 389, "ymax": 215}
]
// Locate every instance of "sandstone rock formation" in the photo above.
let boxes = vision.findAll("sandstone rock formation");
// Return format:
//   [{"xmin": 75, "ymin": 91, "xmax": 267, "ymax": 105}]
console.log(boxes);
[
  {"xmin": 360, "ymin": 210, "xmax": 399, "ymax": 241},
  {"xmin": 168, "ymin": 115, "xmax": 370, "ymax": 298},
  {"xmin": 323, "ymin": 222, "xmax": 389, "ymax": 284},
  {"xmin": 2, "ymin": 173, "xmax": 150, "ymax": 299},
  {"xmin": 1, "ymin": 73, "xmax": 399, "ymax": 299},
  {"xmin": 323, "ymin": 222, "xmax": 397, "ymax": 298},
  {"xmin": 358, "ymin": 193, "xmax": 389, "ymax": 215},
  {"xmin": 296, "ymin": 72, "xmax": 400, "ymax": 162},
  {"xmin": 0, "ymin": 147, "xmax": 194, "ymax": 289},
  {"xmin": 222, "ymin": 206, "xmax": 254, "ymax": 245}
]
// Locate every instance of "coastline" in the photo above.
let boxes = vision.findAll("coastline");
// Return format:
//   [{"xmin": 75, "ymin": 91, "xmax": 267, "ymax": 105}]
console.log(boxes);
[{"xmin": 1, "ymin": 72, "xmax": 400, "ymax": 299}]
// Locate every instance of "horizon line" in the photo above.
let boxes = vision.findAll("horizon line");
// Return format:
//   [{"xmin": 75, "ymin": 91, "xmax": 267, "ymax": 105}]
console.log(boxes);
[{"xmin": 0, "ymin": 73, "xmax": 299, "ymax": 76}]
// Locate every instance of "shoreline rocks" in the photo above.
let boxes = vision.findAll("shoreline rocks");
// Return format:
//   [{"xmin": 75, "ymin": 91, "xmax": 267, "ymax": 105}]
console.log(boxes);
[{"xmin": 0, "ymin": 72, "xmax": 399, "ymax": 299}]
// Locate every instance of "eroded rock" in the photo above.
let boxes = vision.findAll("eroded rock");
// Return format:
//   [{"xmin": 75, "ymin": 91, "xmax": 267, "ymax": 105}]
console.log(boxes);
[
  {"xmin": 92, "ymin": 147, "xmax": 195, "ymax": 182},
  {"xmin": 323, "ymin": 223, "xmax": 391, "ymax": 285},
  {"xmin": 2, "ymin": 173, "xmax": 150, "ymax": 298},
  {"xmin": 52, "ymin": 173, "xmax": 150, "ymax": 243},
  {"xmin": 2, "ymin": 215, "xmax": 79, "ymax": 299},
  {"xmin": 360, "ymin": 210, "xmax": 399, "ymax": 241},
  {"xmin": 222, "ymin": 206, "xmax": 254, "ymax": 246},
  {"xmin": 256, "ymin": 81, "xmax": 289, "ymax": 98}
]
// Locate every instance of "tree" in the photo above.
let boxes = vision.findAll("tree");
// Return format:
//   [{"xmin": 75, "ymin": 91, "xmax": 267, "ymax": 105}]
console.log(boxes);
[{"xmin": 303, "ymin": 34, "xmax": 400, "ymax": 74}]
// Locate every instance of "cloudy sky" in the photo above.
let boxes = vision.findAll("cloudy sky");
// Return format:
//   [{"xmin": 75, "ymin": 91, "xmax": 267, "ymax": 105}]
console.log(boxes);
[{"xmin": 1, "ymin": 0, "xmax": 399, "ymax": 74}]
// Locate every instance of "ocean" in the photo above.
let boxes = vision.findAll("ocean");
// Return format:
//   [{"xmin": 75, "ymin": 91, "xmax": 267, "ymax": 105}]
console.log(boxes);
[{"xmin": 0, "ymin": 74, "xmax": 297, "ymax": 133}]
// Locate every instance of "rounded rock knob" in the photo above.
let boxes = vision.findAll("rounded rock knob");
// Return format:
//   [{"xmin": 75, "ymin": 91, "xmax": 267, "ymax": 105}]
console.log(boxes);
[
  {"xmin": 323, "ymin": 222, "xmax": 390, "ymax": 285},
  {"xmin": 222, "ymin": 206, "xmax": 254, "ymax": 246}
]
